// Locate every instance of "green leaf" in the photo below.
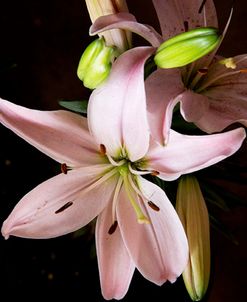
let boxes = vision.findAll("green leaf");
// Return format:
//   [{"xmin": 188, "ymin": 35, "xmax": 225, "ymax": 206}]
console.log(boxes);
[{"xmin": 59, "ymin": 99, "xmax": 88, "ymax": 114}]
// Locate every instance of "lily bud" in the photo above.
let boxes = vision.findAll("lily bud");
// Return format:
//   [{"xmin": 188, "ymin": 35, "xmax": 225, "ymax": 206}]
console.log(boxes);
[
  {"xmin": 85, "ymin": 0, "xmax": 131, "ymax": 53},
  {"xmin": 176, "ymin": 175, "xmax": 210, "ymax": 301},
  {"xmin": 77, "ymin": 38, "xmax": 115, "ymax": 89},
  {"xmin": 154, "ymin": 27, "xmax": 220, "ymax": 68}
]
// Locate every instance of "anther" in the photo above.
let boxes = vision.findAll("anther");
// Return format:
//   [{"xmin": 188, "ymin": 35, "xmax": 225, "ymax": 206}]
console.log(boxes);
[
  {"xmin": 148, "ymin": 201, "xmax": 160, "ymax": 211},
  {"xmin": 61, "ymin": 163, "xmax": 68, "ymax": 174},
  {"xmin": 240, "ymin": 69, "xmax": 247, "ymax": 73},
  {"xmin": 198, "ymin": 0, "xmax": 207, "ymax": 14},
  {"xmin": 108, "ymin": 220, "xmax": 118, "ymax": 235},
  {"xmin": 183, "ymin": 21, "xmax": 189, "ymax": 32},
  {"xmin": 99, "ymin": 144, "xmax": 106, "ymax": 155},
  {"xmin": 55, "ymin": 201, "xmax": 73, "ymax": 214},
  {"xmin": 151, "ymin": 170, "xmax": 159, "ymax": 176},
  {"xmin": 197, "ymin": 68, "xmax": 208, "ymax": 75}
]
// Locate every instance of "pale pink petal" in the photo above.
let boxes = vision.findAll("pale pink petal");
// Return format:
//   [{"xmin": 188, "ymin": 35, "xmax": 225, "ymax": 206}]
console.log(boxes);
[
  {"xmin": 117, "ymin": 177, "xmax": 188, "ymax": 285},
  {"xmin": 152, "ymin": 0, "xmax": 217, "ymax": 39},
  {"xmin": 146, "ymin": 128, "xmax": 246, "ymax": 180},
  {"xmin": 145, "ymin": 68, "xmax": 185, "ymax": 144},
  {"xmin": 88, "ymin": 47, "xmax": 154, "ymax": 161},
  {"xmin": 194, "ymin": 55, "xmax": 247, "ymax": 132},
  {"xmin": 96, "ymin": 201, "xmax": 135, "ymax": 300},
  {"xmin": 90, "ymin": 12, "xmax": 163, "ymax": 47},
  {"xmin": 0, "ymin": 98, "xmax": 101, "ymax": 167},
  {"xmin": 2, "ymin": 164, "xmax": 117, "ymax": 239},
  {"xmin": 179, "ymin": 89, "xmax": 210, "ymax": 122}
]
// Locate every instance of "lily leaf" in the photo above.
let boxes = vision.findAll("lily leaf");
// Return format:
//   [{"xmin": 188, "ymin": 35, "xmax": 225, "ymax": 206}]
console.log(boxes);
[{"xmin": 59, "ymin": 99, "xmax": 88, "ymax": 114}]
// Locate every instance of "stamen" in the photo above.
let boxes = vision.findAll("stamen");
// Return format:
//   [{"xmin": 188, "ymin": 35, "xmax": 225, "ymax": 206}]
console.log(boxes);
[
  {"xmin": 128, "ymin": 163, "xmax": 151, "ymax": 175},
  {"xmin": 61, "ymin": 163, "xmax": 68, "ymax": 174},
  {"xmin": 128, "ymin": 175, "xmax": 160, "ymax": 213},
  {"xmin": 219, "ymin": 57, "xmax": 236, "ymax": 69},
  {"xmin": 148, "ymin": 201, "xmax": 160, "ymax": 212},
  {"xmin": 111, "ymin": 177, "xmax": 123, "ymax": 224},
  {"xmin": 55, "ymin": 201, "xmax": 73, "ymax": 214},
  {"xmin": 124, "ymin": 175, "xmax": 150, "ymax": 224},
  {"xmin": 240, "ymin": 69, "xmax": 247, "ymax": 73},
  {"xmin": 106, "ymin": 154, "xmax": 126, "ymax": 167},
  {"xmin": 151, "ymin": 170, "xmax": 160, "ymax": 176},
  {"xmin": 108, "ymin": 221, "xmax": 118, "ymax": 235},
  {"xmin": 197, "ymin": 68, "xmax": 208, "ymax": 75},
  {"xmin": 183, "ymin": 21, "xmax": 189, "ymax": 32},
  {"xmin": 99, "ymin": 144, "xmax": 106, "ymax": 155},
  {"xmin": 196, "ymin": 69, "xmax": 242, "ymax": 93},
  {"xmin": 198, "ymin": 0, "xmax": 207, "ymax": 14}
]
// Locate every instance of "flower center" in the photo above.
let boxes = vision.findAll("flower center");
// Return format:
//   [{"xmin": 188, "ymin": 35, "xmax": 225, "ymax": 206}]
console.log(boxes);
[{"xmin": 101, "ymin": 145, "xmax": 159, "ymax": 234}]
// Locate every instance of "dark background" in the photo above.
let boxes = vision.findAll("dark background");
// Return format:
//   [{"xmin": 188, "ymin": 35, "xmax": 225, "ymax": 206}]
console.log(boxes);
[{"xmin": 0, "ymin": 0, "xmax": 246, "ymax": 301}]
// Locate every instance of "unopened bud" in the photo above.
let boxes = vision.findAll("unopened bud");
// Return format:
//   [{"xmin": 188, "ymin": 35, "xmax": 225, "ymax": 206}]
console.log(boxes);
[
  {"xmin": 176, "ymin": 175, "xmax": 210, "ymax": 301},
  {"xmin": 77, "ymin": 38, "xmax": 115, "ymax": 89},
  {"xmin": 85, "ymin": 0, "xmax": 131, "ymax": 53},
  {"xmin": 154, "ymin": 27, "xmax": 220, "ymax": 68}
]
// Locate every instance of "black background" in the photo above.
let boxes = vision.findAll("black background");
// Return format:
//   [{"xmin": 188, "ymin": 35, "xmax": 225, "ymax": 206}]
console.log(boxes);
[{"xmin": 0, "ymin": 1, "xmax": 246, "ymax": 301}]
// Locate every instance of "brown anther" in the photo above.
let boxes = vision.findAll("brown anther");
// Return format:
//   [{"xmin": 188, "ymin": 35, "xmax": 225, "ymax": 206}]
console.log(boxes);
[
  {"xmin": 61, "ymin": 163, "xmax": 68, "ymax": 174},
  {"xmin": 183, "ymin": 21, "xmax": 189, "ymax": 32},
  {"xmin": 108, "ymin": 221, "xmax": 118, "ymax": 235},
  {"xmin": 240, "ymin": 69, "xmax": 247, "ymax": 73},
  {"xmin": 55, "ymin": 201, "xmax": 73, "ymax": 214},
  {"xmin": 198, "ymin": 68, "xmax": 208, "ymax": 75},
  {"xmin": 148, "ymin": 201, "xmax": 160, "ymax": 212},
  {"xmin": 151, "ymin": 170, "xmax": 159, "ymax": 176},
  {"xmin": 99, "ymin": 144, "xmax": 106, "ymax": 155},
  {"xmin": 198, "ymin": 0, "xmax": 208, "ymax": 14}
]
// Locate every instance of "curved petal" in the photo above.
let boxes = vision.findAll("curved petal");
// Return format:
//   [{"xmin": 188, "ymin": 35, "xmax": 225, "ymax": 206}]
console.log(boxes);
[
  {"xmin": 194, "ymin": 55, "xmax": 247, "ymax": 132},
  {"xmin": 180, "ymin": 89, "xmax": 210, "ymax": 122},
  {"xmin": 90, "ymin": 12, "xmax": 163, "ymax": 47},
  {"xmin": 152, "ymin": 0, "xmax": 217, "ymax": 39},
  {"xmin": 96, "ymin": 201, "xmax": 135, "ymax": 300},
  {"xmin": 145, "ymin": 68, "xmax": 185, "ymax": 144},
  {"xmin": 146, "ymin": 128, "xmax": 246, "ymax": 181},
  {"xmin": 88, "ymin": 47, "xmax": 155, "ymax": 162},
  {"xmin": 2, "ymin": 164, "xmax": 117, "ymax": 239},
  {"xmin": 116, "ymin": 178, "xmax": 188, "ymax": 285},
  {"xmin": 0, "ymin": 98, "xmax": 101, "ymax": 167}
]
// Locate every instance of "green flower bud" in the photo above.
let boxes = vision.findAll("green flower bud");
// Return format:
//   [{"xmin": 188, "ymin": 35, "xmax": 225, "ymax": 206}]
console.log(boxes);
[
  {"xmin": 154, "ymin": 27, "xmax": 220, "ymax": 68},
  {"xmin": 77, "ymin": 38, "xmax": 115, "ymax": 89},
  {"xmin": 176, "ymin": 175, "xmax": 210, "ymax": 301}
]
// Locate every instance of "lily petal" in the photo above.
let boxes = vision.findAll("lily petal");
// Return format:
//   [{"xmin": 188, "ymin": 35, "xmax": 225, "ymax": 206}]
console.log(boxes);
[
  {"xmin": 90, "ymin": 12, "xmax": 163, "ymax": 47},
  {"xmin": 88, "ymin": 47, "xmax": 154, "ymax": 161},
  {"xmin": 194, "ymin": 55, "xmax": 247, "ymax": 132},
  {"xmin": 152, "ymin": 0, "xmax": 217, "ymax": 39},
  {"xmin": 96, "ymin": 201, "xmax": 135, "ymax": 300},
  {"xmin": 117, "ymin": 177, "xmax": 188, "ymax": 285},
  {"xmin": 146, "ymin": 128, "xmax": 246, "ymax": 180},
  {"xmin": 2, "ymin": 164, "xmax": 117, "ymax": 239},
  {"xmin": 145, "ymin": 68, "xmax": 185, "ymax": 144},
  {"xmin": 179, "ymin": 89, "xmax": 210, "ymax": 122},
  {"xmin": 0, "ymin": 98, "xmax": 101, "ymax": 167}
]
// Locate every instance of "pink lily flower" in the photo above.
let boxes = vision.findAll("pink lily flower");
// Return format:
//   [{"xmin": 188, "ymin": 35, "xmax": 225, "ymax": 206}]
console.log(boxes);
[
  {"xmin": 0, "ymin": 47, "xmax": 245, "ymax": 300},
  {"xmin": 90, "ymin": 0, "xmax": 247, "ymax": 144}
]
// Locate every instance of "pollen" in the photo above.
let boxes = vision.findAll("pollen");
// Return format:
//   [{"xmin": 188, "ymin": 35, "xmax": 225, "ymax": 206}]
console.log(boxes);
[
  {"xmin": 108, "ymin": 220, "xmax": 118, "ymax": 235},
  {"xmin": 61, "ymin": 163, "xmax": 68, "ymax": 174},
  {"xmin": 151, "ymin": 170, "xmax": 160, "ymax": 176},
  {"xmin": 148, "ymin": 201, "xmax": 160, "ymax": 211},
  {"xmin": 99, "ymin": 144, "xmax": 106, "ymax": 155},
  {"xmin": 197, "ymin": 68, "xmax": 208, "ymax": 75},
  {"xmin": 55, "ymin": 201, "xmax": 73, "ymax": 214},
  {"xmin": 219, "ymin": 57, "xmax": 236, "ymax": 69}
]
